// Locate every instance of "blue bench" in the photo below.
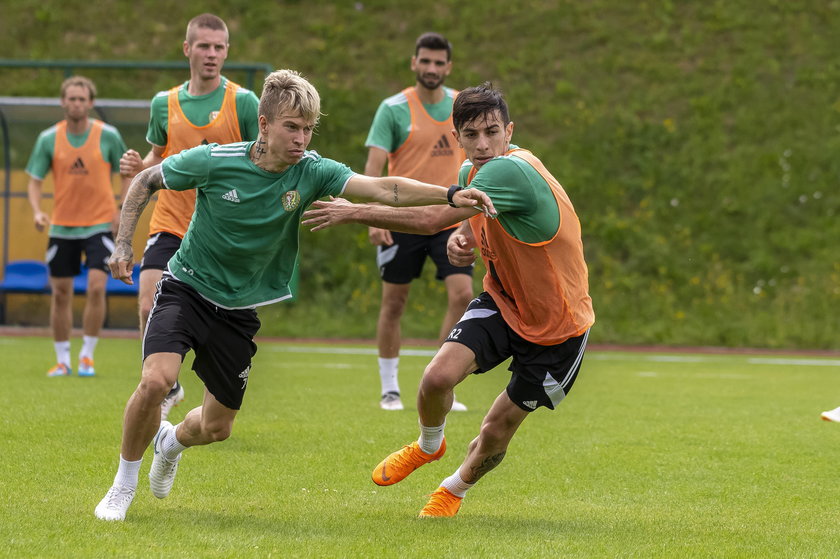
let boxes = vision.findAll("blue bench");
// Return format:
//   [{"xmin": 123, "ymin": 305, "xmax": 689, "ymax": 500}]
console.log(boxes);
[{"xmin": 0, "ymin": 260, "xmax": 139, "ymax": 323}]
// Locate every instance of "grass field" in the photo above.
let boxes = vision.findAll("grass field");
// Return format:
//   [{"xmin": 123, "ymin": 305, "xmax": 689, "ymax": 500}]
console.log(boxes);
[{"xmin": 2, "ymin": 335, "xmax": 840, "ymax": 558}]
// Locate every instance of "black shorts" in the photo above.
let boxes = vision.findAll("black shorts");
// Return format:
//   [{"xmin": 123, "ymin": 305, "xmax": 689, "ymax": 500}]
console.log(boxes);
[
  {"xmin": 376, "ymin": 229, "xmax": 473, "ymax": 284},
  {"xmin": 46, "ymin": 231, "xmax": 114, "ymax": 277},
  {"xmin": 143, "ymin": 274, "xmax": 261, "ymax": 410},
  {"xmin": 140, "ymin": 232, "xmax": 182, "ymax": 271},
  {"xmin": 444, "ymin": 292, "xmax": 590, "ymax": 412}
]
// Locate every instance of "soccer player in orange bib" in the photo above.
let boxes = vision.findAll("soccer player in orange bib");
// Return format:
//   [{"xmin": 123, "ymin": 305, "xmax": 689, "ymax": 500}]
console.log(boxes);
[
  {"xmin": 364, "ymin": 32, "xmax": 470, "ymax": 412},
  {"xmin": 119, "ymin": 13, "xmax": 259, "ymax": 419},
  {"xmin": 26, "ymin": 76, "xmax": 130, "ymax": 378},
  {"xmin": 304, "ymin": 83, "xmax": 595, "ymax": 517}
]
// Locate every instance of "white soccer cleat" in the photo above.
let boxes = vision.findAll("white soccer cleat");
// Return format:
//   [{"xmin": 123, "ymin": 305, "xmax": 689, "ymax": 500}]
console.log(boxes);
[
  {"xmin": 380, "ymin": 391, "xmax": 404, "ymax": 411},
  {"xmin": 821, "ymin": 406, "xmax": 840, "ymax": 422},
  {"xmin": 160, "ymin": 384, "xmax": 185, "ymax": 421},
  {"xmin": 149, "ymin": 421, "xmax": 181, "ymax": 499},
  {"xmin": 95, "ymin": 485, "xmax": 135, "ymax": 521},
  {"xmin": 450, "ymin": 397, "xmax": 468, "ymax": 412}
]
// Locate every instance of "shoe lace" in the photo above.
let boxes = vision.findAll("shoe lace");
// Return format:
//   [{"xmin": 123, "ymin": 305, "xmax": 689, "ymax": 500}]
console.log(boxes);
[
  {"xmin": 105, "ymin": 486, "xmax": 133, "ymax": 508},
  {"xmin": 394, "ymin": 444, "xmax": 429, "ymax": 469}
]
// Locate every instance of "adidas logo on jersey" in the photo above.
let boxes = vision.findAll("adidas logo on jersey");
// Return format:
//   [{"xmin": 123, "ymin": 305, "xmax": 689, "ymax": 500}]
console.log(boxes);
[
  {"xmin": 222, "ymin": 189, "xmax": 241, "ymax": 203},
  {"xmin": 68, "ymin": 157, "xmax": 88, "ymax": 175},
  {"xmin": 431, "ymin": 134, "xmax": 454, "ymax": 157},
  {"xmin": 522, "ymin": 400, "xmax": 538, "ymax": 410}
]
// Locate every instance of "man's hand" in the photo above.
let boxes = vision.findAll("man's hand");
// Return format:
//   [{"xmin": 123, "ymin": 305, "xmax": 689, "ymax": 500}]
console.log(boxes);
[
  {"xmin": 33, "ymin": 211, "xmax": 50, "ymax": 232},
  {"xmin": 119, "ymin": 149, "xmax": 144, "ymax": 178},
  {"xmin": 302, "ymin": 197, "xmax": 359, "ymax": 232},
  {"xmin": 108, "ymin": 241, "xmax": 135, "ymax": 284},
  {"xmin": 452, "ymin": 188, "xmax": 497, "ymax": 218},
  {"xmin": 368, "ymin": 227, "xmax": 393, "ymax": 246},
  {"xmin": 447, "ymin": 232, "xmax": 477, "ymax": 267}
]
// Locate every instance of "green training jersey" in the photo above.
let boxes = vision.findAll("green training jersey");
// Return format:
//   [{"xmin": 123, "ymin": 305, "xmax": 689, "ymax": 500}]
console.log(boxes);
[
  {"xmin": 161, "ymin": 142, "xmax": 355, "ymax": 309},
  {"xmin": 459, "ymin": 144, "xmax": 560, "ymax": 244},
  {"xmin": 26, "ymin": 120, "xmax": 126, "ymax": 238},
  {"xmin": 365, "ymin": 86, "xmax": 458, "ymax": 153},
  {"xmin": 146, "ymin": 77, "xmax": 260, "ymax": 146}
]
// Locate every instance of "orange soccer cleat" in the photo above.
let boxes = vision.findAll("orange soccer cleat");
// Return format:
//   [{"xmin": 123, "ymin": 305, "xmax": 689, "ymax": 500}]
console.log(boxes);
[
  {"xmin": 372, "ymin": 439, "xmax": 446, "ymax": 486},
  {"xmin": 418, "ymin": 486, "xmax": 463, "ymax": 518}
]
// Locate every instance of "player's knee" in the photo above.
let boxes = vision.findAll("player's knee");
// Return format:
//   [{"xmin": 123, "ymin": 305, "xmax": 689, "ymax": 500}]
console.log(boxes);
[
  {"xmin": 421, "ymin": 365, "xmax": 457, "ymax": 394},
  {"xmin": 478, "ymin": 419, "xmax": 511, "ymax": 450},
  {"xmin": 138, "ymin": 297, "xmax": 153, "ymax": 324},
  {"xmin": 87, "ymin": 283, "xmax": 106, "ymax": 300},
  {"xmin": 136, "ymin": 375, "xmax": 171, "ymax": 403},
  {"xmin": 52, "ymin": 285, "xmax": 72, "ymax": 304}
]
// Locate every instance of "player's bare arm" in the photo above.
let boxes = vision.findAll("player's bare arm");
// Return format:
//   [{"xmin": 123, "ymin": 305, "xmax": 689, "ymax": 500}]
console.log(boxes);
[
  {"xmin": 108, "ymin": 164, "xmax": 165, "ymax": 283},
  {"xmin": 119, "ymin": 145, "xmax": 164, "ymax": 178},
  {"xmin": 303, "ymin": 198, "xmax": 473, "ymax": 234},
  {"xmin": 343, "ymin": 175, "xmax": 496, "ymax": 214}
]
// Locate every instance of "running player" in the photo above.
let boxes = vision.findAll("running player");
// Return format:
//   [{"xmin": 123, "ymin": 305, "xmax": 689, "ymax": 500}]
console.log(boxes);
[{"xmin": 303, "ymin": 83, "xmax": 595, "ymax": 517}]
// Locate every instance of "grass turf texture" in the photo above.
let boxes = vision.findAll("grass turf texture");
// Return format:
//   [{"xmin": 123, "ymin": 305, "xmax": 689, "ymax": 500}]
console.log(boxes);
[{"xmin": 2, "ymin": 335, "xmax": 839, "ymax": 557}]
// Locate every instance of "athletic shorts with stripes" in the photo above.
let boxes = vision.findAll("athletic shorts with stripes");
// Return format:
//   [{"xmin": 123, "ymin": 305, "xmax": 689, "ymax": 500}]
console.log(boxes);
[
  {"xmin": 444, "ymin": 292, "xmax": 590, "ymax": 412},
  {"xmin": 46, "ymin": 231, "xmax": 114, "ymax": 277},
  {"xmin": 143, "ymin": 274, "xmax": 261, "ymax": 410},
  {"xmin": 376, "ymin": 229, "xmax": 473, "ymax": 284},
  {"xmin": 140, "ymin": 232, "xmax": 182, "ymax": 271}
]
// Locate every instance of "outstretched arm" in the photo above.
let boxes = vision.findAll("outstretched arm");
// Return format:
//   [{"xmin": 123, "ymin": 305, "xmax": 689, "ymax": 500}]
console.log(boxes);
[
  {"xmin": 343, "ymin": 174, "xmax": 496, "ymax": 215},
  {"xmin": 303, "ymin": 197, "xmax": 475, "ymax": 234},
  {"xmin": 108, "ymin": 164, "xmax": 165, "ymax": 284}
]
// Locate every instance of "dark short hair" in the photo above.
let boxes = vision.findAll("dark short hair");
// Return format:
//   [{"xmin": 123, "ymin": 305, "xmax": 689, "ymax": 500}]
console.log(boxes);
[
  {"xmin": 452, "ymin": 82, "xmax": 510, "ymax": 132},
  {"xmin": 415, "ymin": 32, "xmax": 452, "ymax": 61}
]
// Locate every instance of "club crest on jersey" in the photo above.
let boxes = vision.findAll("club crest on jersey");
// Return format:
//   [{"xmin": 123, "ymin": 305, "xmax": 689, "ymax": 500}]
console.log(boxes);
[
  {"xmin": 209, "ymin": 111, "xmax": 220, "ymax": 121},
  {"xmin": 282, "ymin": 190, "xmax": 301, "ymax": 212}
]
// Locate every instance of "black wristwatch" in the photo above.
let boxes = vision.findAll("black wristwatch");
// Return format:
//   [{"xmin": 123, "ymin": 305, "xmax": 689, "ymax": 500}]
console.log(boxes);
[{"xmin": 447, "ymin": 184, "xmax": 463, "ymax": 207}]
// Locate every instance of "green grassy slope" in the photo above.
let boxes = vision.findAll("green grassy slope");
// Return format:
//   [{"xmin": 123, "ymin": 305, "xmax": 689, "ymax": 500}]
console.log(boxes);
[{"xmin": 2, "ymin": 1, "xmax": 838, "ymax": 348}]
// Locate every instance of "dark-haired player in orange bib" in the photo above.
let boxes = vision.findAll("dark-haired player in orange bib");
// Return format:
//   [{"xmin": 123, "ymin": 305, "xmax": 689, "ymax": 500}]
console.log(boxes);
[
  {"xmin": 26, "ymin": 76, "xmax": 130, "ymax": 378},
  {"xmin": 119, "ymin": 13, "xmax": 259, "ymax": 420},
  {"xmin": 364, "ymin": 32, "xmax": 470, "ymax": 412},
  {"xmin": 303, "ymin": 83, "xmax": 594, "ymax": 518}
]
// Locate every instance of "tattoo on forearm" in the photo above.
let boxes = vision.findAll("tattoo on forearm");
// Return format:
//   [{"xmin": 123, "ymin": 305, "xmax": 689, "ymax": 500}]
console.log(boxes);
[
  {"xmin": 117, "ymin": 166, "xmax": 162, "ymax": 244},
  {"xmin": 392, "ymin": 183, "xmax": 398, "ymax": 204},
  {"xmin": 254, "ymin": 139, "xmax": 267, "ymax": 160},
  {"xmin": 470, "ymin": 451, "xmax": 506, "ymax": 480}
]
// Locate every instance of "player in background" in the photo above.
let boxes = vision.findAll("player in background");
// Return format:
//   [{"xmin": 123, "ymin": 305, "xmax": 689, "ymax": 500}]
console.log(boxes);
[
  {"xmin": 119, "ymin": 13, "xmax": 260, "ymax": 419},
  {"xmin": 93, "ymin": 69, "xmax": 496, "ymax": 522},
  {"xmin": 303, "ymin": 83, "xmax": 594, "ymax": 517},
  {"xmin": 26, "ymin": 76, "xmax": 130, "ymax": 378},
  {"xmin": 364, "ymin": 32, "xmax": 470, "ymax": 412}
]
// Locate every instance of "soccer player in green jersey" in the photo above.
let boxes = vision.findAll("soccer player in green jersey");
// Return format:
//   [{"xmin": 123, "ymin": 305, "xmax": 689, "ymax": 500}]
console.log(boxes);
[
  {"xmin": 303, "ymin": 83, "xmax": 594, "ymax": 518},
  {"xmin": 94, "ymin": 69, "xmax": 495, "ymax": 522}
]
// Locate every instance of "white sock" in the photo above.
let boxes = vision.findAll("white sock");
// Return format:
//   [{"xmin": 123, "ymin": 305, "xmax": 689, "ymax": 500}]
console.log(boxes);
[
  {"xmin": 378, "ymin": 357, "xmax": 400, "ymax": 395},
  {"xmin": 113, "ymin": 456, "xmax": 142, "ymax": 490},
  {"xmin": 418, "ymin": 419, "xmax": 445, "ymax": 454},
  {"xmin": 54, "ymin": 341, "xmax": 71, "ymax": 367},
  {"xmin": 440, "ymin": 469, "xmax": 474, "ymax": 498},
  {"xmin": 80, "ymin": 335, "xmax": 99, "ymax": 360},
  {"xmin": 162, "ymin": 423, "xmax": 187, "ymax": 460}
]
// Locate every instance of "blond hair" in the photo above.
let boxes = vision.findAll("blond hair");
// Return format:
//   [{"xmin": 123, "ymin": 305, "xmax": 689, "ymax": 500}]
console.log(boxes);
[
  {"xmin": 186, "ymin": 13, "xmax": 228, "ymax": 45},
  {"xmin": 60, "ymin": 76, "xmax": 97, "ymax": 100},
  {"xmin": 258, "ymin": 69, "xmax": 321, "ymax": 125}
]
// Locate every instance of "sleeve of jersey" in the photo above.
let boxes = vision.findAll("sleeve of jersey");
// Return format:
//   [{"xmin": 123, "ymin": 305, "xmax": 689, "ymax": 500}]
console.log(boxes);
[
  {"xmin": 160, "ymin": 145, "xmax": 210, "ymax": 192},
  {"xmin": 468, "ymin": 158, "xmax": 537, "ymax": 215},
  {"xmin": 238, "ymin": 91, "xmax": 261, "ymax": 141},
  {"xmin": 364, "ymin": 102, "xmax": 396, "ymax": 153},
  {"xmin": 25, "ymin": 133, "xmax": 53, "ymax": 179},
  {"xmin": 315, "ymin": 157, "xmax": 356, "ymax": 198},
  {"xmin": 146, "ymin": 93, "xmax": 168, "ymax": 147},
  {"xmin": 102, "ymin": 128, "xmax": 128, "ymax": 168}
]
